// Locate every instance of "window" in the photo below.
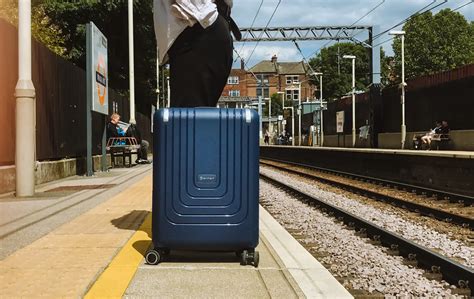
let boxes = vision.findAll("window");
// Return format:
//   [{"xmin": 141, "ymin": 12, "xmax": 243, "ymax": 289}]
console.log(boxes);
[
  {"xmin": 256, "ymin": 74, "xmax": 270, "ymax": 99},
  {"xmin": 286, "ymin": 75, "xmax": 299, "ymax": 85},
  {"xmin": 286, "ymin": 89, "xmax": 299, "ymax": 101},
  {"xmin": 227, "ymin": 76, "xmax": 239, "ymax": 85},
  {"xmin": 229, "ymin": 90, "xmax": 240, "ymax": 97}
]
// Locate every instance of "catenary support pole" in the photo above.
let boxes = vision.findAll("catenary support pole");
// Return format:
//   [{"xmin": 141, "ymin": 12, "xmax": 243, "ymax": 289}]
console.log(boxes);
[
  {"xmin": 15, "ymin": 0, "xmax": 36, "ymax": 196},
  {"xmin": 258, "ymin": 95, "xmax": 263, "ymax": 142},
  {"xmin": 128, "ymin": 0, "xmax": 136, "ymax": 123},
  {"xmin": 401, "ymin": 34, "xmax": 406, "ymax": 149},
  {"xmin": 352, "ymin": 58, "xmax": 356, "ymax": 147},
  {"xmin": 320, "ymin": 74, "xmax": 324, "ymax": 146}
]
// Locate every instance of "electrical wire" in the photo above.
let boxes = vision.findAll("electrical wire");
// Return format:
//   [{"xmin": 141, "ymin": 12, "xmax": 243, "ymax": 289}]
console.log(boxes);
[
  {"xmin": 305, "ymin": 0, "xmax": 386, "ymax": 60},
  {"xmin": 350, "ymin": 0, "xmax": 385, "ymax": 26},
  {"xmin": 372, "ymin": 0, "xmax": 446, "ymax": 40},
  {"xmin": 372, "ymin": 0, "xmax": 471, "ymax": 47},
  {"xmin": 246, "ymin": 0, "xmax": 282, "ymax": 64},
  {"xmin": 235, "ymin": 0, "xmax": 265, "ymax": 62}
]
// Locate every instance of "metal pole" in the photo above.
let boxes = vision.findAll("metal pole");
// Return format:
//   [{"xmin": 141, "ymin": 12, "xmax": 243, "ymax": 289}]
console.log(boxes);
[
  {"xmin": 320, "ymin": 74, "xmax": 324, "ymax": 146},
  {"xmin": 167, "ymin": 76, "xmax": 170, "ymax": 108},
  {"xmin": 298, "ymin": 83, "xmax": 301, "ymax": 146},
  {"xmin": 128, "ymin": 0, "xmax": 136, "ymax": 123},
  {"xmin": 15, "ymin": 0, "xmax": 36, "ymax": 196},
  {"xmin": 401, "ymin": 34, "xmax": 406, "ymax": 149},
  {"xmin": 156, "ymin": 57, "xmax": 160, "ymax": 110},
  {"xmin": 269, "ymin": 97, "xmax": 272, "ymax": 134},
  {"xmin": 258, "ymin": 95, "xmax": 263, "ymax": 142},
  {"xmin": 351, "ymin": 58, "xmax": 356, "ymax": 147},
  {"xmin": 86, "ymin": 24, "xmax": 93, "ymax": 177},
  {"xmin": 291, "ymin": 107, "xmax": 295, "ymax": 146}
]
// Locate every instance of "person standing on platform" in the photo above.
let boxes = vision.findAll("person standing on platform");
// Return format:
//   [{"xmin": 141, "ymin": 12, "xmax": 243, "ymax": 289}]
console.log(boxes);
[{"xmin": 153, "ymin": 0, "xmax": 241, "ymax": 108}]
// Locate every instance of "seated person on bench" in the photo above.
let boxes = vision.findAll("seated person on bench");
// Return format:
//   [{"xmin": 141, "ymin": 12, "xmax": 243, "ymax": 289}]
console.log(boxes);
[
  {"xmin": 439, "ymin": 120, "xmax": 450, "ymax": 135},
  {"xmin": 106, "ymin": 113, "xmax": 123, "ymax": 140},
  {"xmin": 127, "ymin": 121, "xmax": 151, "ymax": 164},
  {"xmin": 421, "ymin": 121, "xmax": 441, "ymax": 149}
]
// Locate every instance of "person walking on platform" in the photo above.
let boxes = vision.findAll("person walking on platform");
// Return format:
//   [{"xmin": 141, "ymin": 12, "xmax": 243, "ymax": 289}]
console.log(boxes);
[{"xmin": 154, "ymin": 0, "xmax": 241, "ymax": 107}]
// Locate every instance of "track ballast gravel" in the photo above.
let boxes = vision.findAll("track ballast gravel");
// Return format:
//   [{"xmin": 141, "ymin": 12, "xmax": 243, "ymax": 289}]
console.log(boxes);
[
  {"xmin": 261, "ymin": 166, "xmax": 474, "ymax": 269},
  {"xmin": 260, "ymin": 180, "xmax": 463, "ymax": 297}
]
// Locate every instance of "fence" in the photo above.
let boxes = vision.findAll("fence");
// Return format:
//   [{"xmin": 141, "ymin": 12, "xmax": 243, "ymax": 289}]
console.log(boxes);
[{"xmin": 0, "ymin": 19, "xmax": 152, "ymax": 166}]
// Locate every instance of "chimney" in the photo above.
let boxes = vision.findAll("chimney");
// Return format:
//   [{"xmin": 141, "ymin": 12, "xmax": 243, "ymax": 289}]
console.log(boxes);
[
  {"xmin": 240, "ymin": 58, "xmax": 245, "ymax": 70},
  {"xmin": 271, "ymin": 55, "xmax": 278, "ymax": 63}
]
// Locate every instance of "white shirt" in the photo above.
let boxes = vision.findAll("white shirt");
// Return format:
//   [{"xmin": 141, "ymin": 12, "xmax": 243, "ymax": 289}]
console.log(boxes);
[{"xmin": 154, "ymin": 0, "xmax": 233, "ymax": 64}]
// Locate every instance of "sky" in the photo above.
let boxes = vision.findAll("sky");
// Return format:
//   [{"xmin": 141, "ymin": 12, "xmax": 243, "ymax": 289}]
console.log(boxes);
[{"xmin": 231, "ymin": 0, "xmax": 474, "ymax": 68}]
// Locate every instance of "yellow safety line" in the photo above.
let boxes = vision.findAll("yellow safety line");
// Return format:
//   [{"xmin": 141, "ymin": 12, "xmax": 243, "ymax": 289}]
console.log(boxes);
[{"xmin": 85, "ymin": 213, "xmax": 152, "ymax": 299}]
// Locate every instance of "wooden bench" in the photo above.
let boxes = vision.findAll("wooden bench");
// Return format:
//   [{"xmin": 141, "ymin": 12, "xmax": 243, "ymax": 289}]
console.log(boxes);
[
  {"xmin": 431, "ymin": 133, "xmax": 451, "ymax": 150},
  {"xmin": 106, "ymin": 137, "xmax": 140, "ymax": 167}
]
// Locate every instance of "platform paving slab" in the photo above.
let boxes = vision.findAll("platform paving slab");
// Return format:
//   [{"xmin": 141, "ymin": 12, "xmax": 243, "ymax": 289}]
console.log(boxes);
[
  {"xmin": 0, "ymin": 165, "xmax": 151, "ymax": 260},
  {"xmin": 0, "ymin": 170, "xmax": 153, "ymax": 298}
]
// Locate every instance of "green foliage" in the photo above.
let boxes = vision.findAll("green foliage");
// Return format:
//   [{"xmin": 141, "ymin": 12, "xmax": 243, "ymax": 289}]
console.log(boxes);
[
  {"xmin": 0, "ymin": 0, "xmax": 67, "ymax": 56},
  {"xmin": 308, "ymin": 42, "xmax": 375, "ymax": 101},
  {"xmin": 38, "ymin": 0, "xmax": 157, "ymax": 113},
  {"xmin": 392, "ymin": 9, "xmax": 474, "ymax": 80},
  {"xmin": 263, "ymin": 93, "xmax": 291, "ymax": 118}
]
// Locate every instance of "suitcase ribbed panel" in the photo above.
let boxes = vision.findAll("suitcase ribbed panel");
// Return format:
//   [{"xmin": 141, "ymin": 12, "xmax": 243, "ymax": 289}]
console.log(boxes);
[{"xmin": 152, "ymin": 108, "xmax": 259, "ymax": 250}]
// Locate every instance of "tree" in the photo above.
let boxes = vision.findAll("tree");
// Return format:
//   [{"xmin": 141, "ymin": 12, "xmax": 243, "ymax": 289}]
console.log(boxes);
[
  {"xmin": 0, "ymin": 0, "xmax": 67, "ymax": 56},
  {"xmin": 1, "ymin": 0, "xmax": 159, "ymax": 115},
  {"xmin": 308, "ymin": 42, "xmax": 374, "ymax": 101},
  {"xmin": 392, "ymin": 9, "xmax": 474, "ymax": 80}
]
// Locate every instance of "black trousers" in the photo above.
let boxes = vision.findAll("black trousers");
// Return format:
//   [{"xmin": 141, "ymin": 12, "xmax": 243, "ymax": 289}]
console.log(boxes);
[{"xmin": 168, "ymin": 15, "xmax": 233, "ymax": 108}]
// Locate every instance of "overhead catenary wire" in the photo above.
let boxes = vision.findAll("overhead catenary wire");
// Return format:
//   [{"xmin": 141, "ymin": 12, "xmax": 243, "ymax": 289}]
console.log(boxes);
[
  {"xmin": 372, "ymin": 0, "xmax": 447, "ymax": 40},
  {"xmin": 235, "ymin": 0, "xmax": 265, "ymax": 63},
  {"xmin": 246, "ymin": 0, "xmax": 282, "ymax": 65},
  {"xmin": 304, "ymin": 0, "xmax": 386, "ymax": 60},
  {"xmin": 372, "ymin": 0, "xmax": 472, "ymax": 47}
]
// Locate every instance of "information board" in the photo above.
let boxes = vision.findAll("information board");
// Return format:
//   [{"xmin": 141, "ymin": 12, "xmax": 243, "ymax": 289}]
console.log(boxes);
[
  {"xmin": 88, "ymin": 22, "xmax": 108, "ymax": 115},
  {"xmin": 336, "ymin": 111, "xmax": 345, "ymax": 133}
]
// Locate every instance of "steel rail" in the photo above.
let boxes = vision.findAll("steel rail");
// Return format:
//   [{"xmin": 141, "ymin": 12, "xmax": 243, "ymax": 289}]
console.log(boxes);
[
  {"xmin": 260, "ymin": 157, "xmax": 474, "ymax": 207},
  {"xmin": 260, "ymin": 160, "xmax": 473, "ymax": 228},
  {"xmin": 260, "ymin": 173, "xmax": 474, "ymax": 288}
]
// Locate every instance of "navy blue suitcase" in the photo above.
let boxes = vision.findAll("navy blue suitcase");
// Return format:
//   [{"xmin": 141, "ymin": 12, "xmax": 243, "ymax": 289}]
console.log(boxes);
[{"xmin": 145, "ymin": 108, "xmax": 260, "ymax": 266}]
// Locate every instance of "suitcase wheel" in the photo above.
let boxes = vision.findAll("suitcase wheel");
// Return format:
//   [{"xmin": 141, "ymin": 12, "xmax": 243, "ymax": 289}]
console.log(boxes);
[
  {"xmin": 145, "ymin": 249, "xmax": 161, "ymax": 265},
  {"xmin": 240, "ymin": 250, "xmax": 259, "ymax": 267}
]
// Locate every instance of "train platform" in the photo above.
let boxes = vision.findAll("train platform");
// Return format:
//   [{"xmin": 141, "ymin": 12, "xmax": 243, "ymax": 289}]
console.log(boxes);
[
  {"xmin": 261, "ymin": 145, "xmax": 474, "ymax": 197},
  {"xmin": 0, "ymin": 164, "xmax": 352, "ymax": 298},
  {"xmin": 263, "ymin": 145, "xmax": 474, "ymax": 159}
]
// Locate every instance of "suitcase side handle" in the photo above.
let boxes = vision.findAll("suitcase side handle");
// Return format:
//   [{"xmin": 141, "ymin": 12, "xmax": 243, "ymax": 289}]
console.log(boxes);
[{"xmin": 245, "ymin": 109, "xmax": 252, "ymax": 123}]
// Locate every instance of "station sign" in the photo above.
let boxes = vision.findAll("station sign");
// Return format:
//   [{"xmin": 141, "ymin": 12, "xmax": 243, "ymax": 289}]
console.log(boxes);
[
  {"xmin": 336, "ymin": 111, "xmax": 345, "ymax": 133},
  {"xmin": 87, "ymin": 22, "xmax": 108, "ymax": 115}
]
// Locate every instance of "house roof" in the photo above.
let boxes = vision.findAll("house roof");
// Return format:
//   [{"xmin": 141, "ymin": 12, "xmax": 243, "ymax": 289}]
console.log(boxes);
[
  {"xmin": 249, "ymin": 59, "xmax": 308, "ymax": 75},
  {"xmin": 278, "ymin": 62, "xmax": 307, "ymax": 75},
  {"xmin": 249, "ymin": 61, "xmax": 278, "ymax": 73}
]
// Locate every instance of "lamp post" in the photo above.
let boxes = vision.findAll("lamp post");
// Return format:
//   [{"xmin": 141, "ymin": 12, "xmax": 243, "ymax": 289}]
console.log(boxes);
[
  {"xmin": 313, "ymin": 72, "xmax": 323, "ymax": 146},
  {"xmin": 343, "ymin": 55, "xmax": 356, "ymax": 147},
  {"xmin": 166, "ymin": 76, "xmax": 170, "ymax": 108},
  {"xmin": 156, "ymin": 57, "xmax": 160, "ymax": 109},
  {"xmin": 128, "ymin": 0, "xmax": 136, "ymax": 123},
  {"xmin": 278, "ymin": 91, "xmax": 294, "ymax": 146},
  {"xmin": 15, "ymin": 0, "xmax": 36, "ymax": 196},
  {"xmin": 297, "ymin": 82, "xmax": 302, "ymax": 146},
  {"xmin": 268, "ymin": 96, "xmax": 272, "ymax": 135},
  {"xmin": 389, "ymin": 30, "xmax": 407, "ymax": 149}
]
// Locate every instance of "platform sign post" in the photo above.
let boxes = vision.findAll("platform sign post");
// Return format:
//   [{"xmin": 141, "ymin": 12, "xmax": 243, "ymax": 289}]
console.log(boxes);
[
  {"xmin": 86, "ymin": 22, "xmax": 108, "ymax": 176},
  {"xmin": 336, "ymin": 111, "xmax": 344, "ymax": 147}
]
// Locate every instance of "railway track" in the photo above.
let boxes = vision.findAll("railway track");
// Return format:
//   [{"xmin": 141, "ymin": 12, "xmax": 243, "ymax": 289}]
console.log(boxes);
[
  {"xmin": 260, "ymin": 172, "xmax": 474, "ymax": 291},
  {"xmin": 260, "ymin": 159, "xmax": 474, "ymax": 229}
]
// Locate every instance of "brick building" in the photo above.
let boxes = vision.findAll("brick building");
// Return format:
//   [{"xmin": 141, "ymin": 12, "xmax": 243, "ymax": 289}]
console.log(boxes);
[{"xmin": 219, "ymin": 55, "xmax": 315, "ymax": 108}]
